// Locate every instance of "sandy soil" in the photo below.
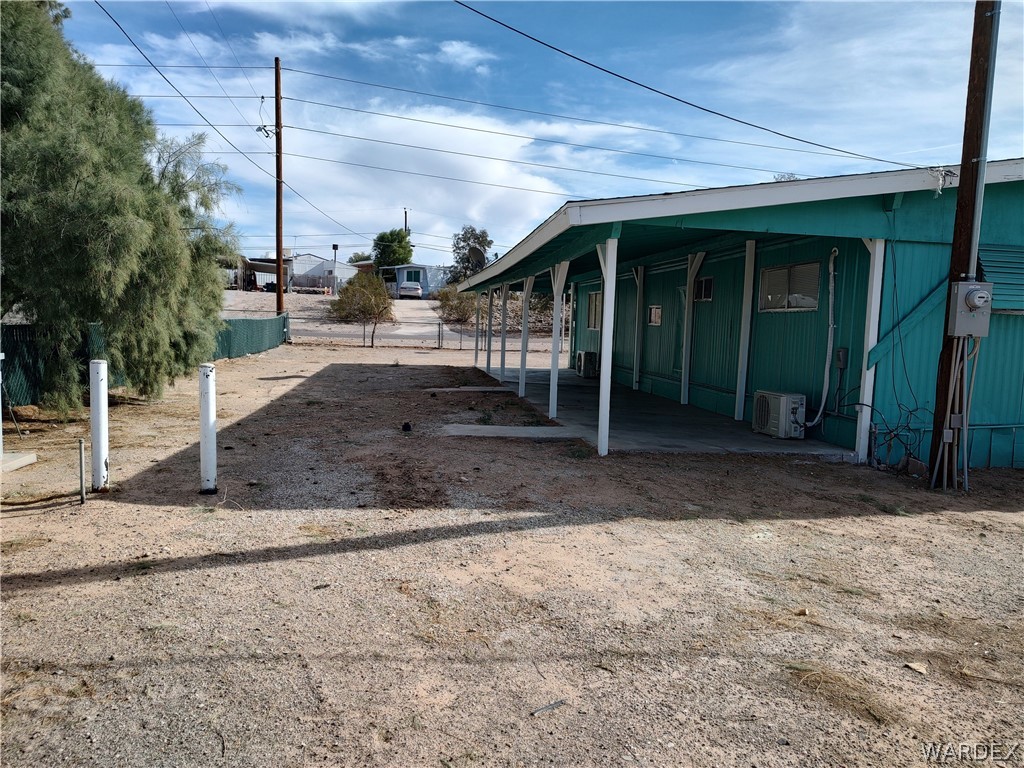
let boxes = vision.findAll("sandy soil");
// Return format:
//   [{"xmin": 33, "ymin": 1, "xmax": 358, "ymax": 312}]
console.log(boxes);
[{"xmin": 1, "ymin": 338, "xmax": 1022, "ymax": 768}]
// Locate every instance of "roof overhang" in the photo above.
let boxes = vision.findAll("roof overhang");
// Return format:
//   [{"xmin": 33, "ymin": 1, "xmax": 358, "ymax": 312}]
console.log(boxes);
[{"xmin": 459, "ymin": 158, "xmax": 1023, "ymax": 293}]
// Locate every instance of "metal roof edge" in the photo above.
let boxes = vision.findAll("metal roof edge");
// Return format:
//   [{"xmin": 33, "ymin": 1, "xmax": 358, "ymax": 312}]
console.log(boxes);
[
  {"xmin": 457, "ymin": 159, "xmax": 1023, "ymax": 291},
  {"xmin": 459, "ymin": 206, "xmax": 576, "ymax": 291},
  {"xmin": 572, "ymin": 158, "xmax": 1023, "ymax": 227}
]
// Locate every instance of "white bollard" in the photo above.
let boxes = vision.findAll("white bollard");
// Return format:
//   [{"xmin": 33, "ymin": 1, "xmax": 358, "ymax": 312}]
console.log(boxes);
[
  {"xmin": 199, "ymin": 363, "xmax": 217, "ymax": 494},
  {"xmin": 89, "ymin": 360, "xmax": 109, "ymax": 491}
]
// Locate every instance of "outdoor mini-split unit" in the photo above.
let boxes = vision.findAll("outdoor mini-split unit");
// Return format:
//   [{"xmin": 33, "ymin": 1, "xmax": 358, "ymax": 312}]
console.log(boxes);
[
  {"xmin": 575, "ymin": 350, "xmax": 599, "ymax": 378},
  {"xmin": 752, "ymin": 391, "xmax": 806, "ymax": 439}
]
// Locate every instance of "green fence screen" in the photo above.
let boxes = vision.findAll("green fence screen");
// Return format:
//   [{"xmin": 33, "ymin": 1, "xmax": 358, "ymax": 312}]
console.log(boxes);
[{"xmin": 1, "ymin": 314, "xmax": 288, "ymax": 406}]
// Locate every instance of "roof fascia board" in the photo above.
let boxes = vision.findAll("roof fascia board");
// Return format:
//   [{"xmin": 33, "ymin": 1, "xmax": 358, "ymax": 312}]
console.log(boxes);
[
  {"xmin": 570, "ymin": 159, "xmax": 1023, "ymax": 228},
  {"xmin": 460, "ymin": 207, "xmax": 575, "ymax": 291}
]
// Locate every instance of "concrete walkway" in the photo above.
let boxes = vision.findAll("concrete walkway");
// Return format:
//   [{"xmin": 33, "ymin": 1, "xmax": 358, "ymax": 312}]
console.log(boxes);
[{"xmin": 475, "ymin": 365, "xmax": 853, "ymax": 459}]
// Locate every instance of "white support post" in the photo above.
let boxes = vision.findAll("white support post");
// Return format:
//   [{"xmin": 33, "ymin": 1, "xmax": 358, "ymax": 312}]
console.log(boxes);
[
  {"xmin": 680, "ymin": 251, "xmax": 706, "ymax": 405},
  {"xmin": 473, "ymin": 292, "xmax": 481, "ymax": 367},
  {"xmin": 596, "ymin": 238, "xmax": 619, "ymax": 456},
  {"xmin": 632, "ymin": 266, "xmax": 645, "ymax": 390},
  {"xmin": 200, "ymin": 363, "xmax": 217, "ymax": 494},
  {"xmin": 734, "ymin": 240, "xmax": 756, "ymax": 420},
  {"xmin": 519, "ymin": 276, "xmax": 535, "ymax": 397},
  {"xmin": 485, "ymin": 289, "xmax": 494, "ymax": 374},
  {"xmin": 856, "ymin": 238, "xmax": 886, "ymax": 463},
  {"xmin": 548, "ymin": 261, "xmax": 570, "ymax": 419},
  {"xmin": 499, "ymin": 284, "xmax": 509, "ymax": 382},
  {"xmin": 89, "ymin": 360, "xmax": 109, "ymax": 491}
]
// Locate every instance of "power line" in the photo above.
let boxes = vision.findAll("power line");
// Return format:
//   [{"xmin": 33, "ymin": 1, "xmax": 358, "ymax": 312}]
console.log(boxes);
[
  {"xmin": 165, "ymin": 2, "xmax": 254, "ymax": 131},
  {"xmin": 204, "ymin": 1, "xmax": 264, "ymax": 99},
  {"xmin": 453, "ymin": 0, "xmax": 919, "ymax": 169},
  {"xmin": 283, "ymin": 151, "xmax": 578, "ymax": 197},
  {"xmin": 287, "ymin": 125, "xmax": 708, "ymax": 188},
  {"xmin": 281, "ymin": 66, "xmax": 855, "ymax": 161},
  {"xmin": 94, "ymin": 2, "xmax": 369, "ymax": 242},
  {"xmin": 285, "ymin": 99, "xmax": 803, "ymax": 178}
]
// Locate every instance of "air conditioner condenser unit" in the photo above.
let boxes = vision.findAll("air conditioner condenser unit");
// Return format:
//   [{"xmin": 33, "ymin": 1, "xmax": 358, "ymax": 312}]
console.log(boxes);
[
  {"xmin": 575, "ymin": 350, "xmax": 599, "ymax": 378},
  {"xmin": 752, "ymin": 390, "xmax": 806, "ymax": 439}
]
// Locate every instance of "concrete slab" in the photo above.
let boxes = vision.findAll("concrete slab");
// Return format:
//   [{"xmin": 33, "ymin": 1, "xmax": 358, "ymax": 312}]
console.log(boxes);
[
  {"xmin": 478, "ymin": 367, "xmax": 854, "ymax": 459},
  {"xmin": 2, "ymin": 452, "xmax": 38, "ymax": 473},
  {"xmin": 426, "ymin": 387, "xmax": 510, "ymax": 393},
  {"xmin": 440, "ymin": 424, "xmax": 588, "ymax": 440}
]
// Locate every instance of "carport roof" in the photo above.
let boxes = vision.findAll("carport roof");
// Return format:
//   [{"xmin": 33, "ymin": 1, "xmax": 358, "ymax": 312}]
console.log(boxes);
[{"xmin": 458, "ymin": 159, "xmax": 1023, "ymax": 294}]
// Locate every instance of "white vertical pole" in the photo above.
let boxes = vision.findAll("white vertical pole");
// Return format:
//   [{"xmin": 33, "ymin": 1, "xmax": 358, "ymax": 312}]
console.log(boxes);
[
  {"xmin": 680, "ymin": 251, "xmax": 705, "ymax": 405},
  {"xmin": 734, "ymin": 240, "xmax": 757, "ymax": 420},
  {"xmin": 499, "ymin": 284, "xmax": 509, "ymax": 382},
  {"xmin": 519, "ymin": 276, "xmax": 535, "ymax": 397},
  {"xmin": 200, "ymin": 363, "xmax": 217, "ymax": 494},
  {"xmin": 632, "ymin": 266, "xmax": 645, "ymax": 390},
  {"xmin": 473, "ymin": 292, "xmax": 481, "ymax": 367},
  {"xmin": 548, "ymin": 261, "xmax": 570, "ymax": 419},
  {"xmin": 596, "ymin": 239, "xmax": 618, "ymax": 456},
  {"xmin": 0, "ymin": 352, "xmax": 4, "ymax": 459},
  {"xmin": 89, "ymin": 360, "xmax": 109, "ymax": 491},
  {"xmin": 857, "ymin": 238, "xmax": 886, "ymax": 463},
  {"xmin": 485, "ymin": 289, "xmax": 494, "ymax": 374}
]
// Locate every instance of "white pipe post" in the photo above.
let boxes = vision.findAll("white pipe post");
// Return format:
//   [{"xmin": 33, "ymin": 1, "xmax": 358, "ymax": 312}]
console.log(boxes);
[
  {"xmin": 485, "ymin": 289, "xmax": 494, "ymax": 374},
  {"xmin": 596, "ymin": 239, "xmax": 618, "ymax": 456},
  {"xmin": 519, "ymin": 276, "xmax": 535, "ymax": 397},
  {"xmin": 734, "ymin": 240, "xmax": 757, "ymax": 420},
  {"xmin": 499, "ymin": 284, "xmax": 509, "ymax": 382},
  {"xmin": 199, "ymin": 363, "xmax": 217, "ymax": 494},
  {"xmin": 89, "ymin": 360, "xmax": 109, "ymax": 491},
  {"xmin": 632, "ymin": 266, "xmax": 645, "ymax": 390},
  {"xmin": 857, "ymin": 238, "xmax": 886, "ymax": 463},
  {"xmin": 680, "ymin": 251, "xmax": 705, "ymax": 404},
  {"xmin": 548, "ymin": 261, "xmax": 570, "ymax": 419},
  {"xmin": 473, "ymin": 292, "xmax": 481, "ymax": 367}
]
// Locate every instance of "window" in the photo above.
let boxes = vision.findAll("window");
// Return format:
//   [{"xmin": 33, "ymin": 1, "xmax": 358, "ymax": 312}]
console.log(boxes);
[
  {"xmin": 587, "ymin": 291, "xmax": 602, "ymax": 330},
  {"xmin": 405, "ymin": 269, "xmax": 421, "ymax": 283},
  {"xmin": 759, "ymin": 262, "xmax": 820, "ymax": 311},
  {"xmin": 648, "ymin": 305, "xmax": 662, "ymax": 326},
  {"xmin": 694, "ymin": 276, "xmax": 714, "ymax": 302}
]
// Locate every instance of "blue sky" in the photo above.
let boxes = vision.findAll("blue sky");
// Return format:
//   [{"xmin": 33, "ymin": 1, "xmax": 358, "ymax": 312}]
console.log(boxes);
[{"xmin": 63, "ymin": 1, "xmax": 1023, "ymax": 266}]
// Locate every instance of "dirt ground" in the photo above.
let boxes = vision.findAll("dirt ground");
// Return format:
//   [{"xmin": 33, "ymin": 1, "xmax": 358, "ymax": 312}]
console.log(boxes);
[{"xmin": 1, "ymin": 335, "xmax": 1022, "ymax": 767}]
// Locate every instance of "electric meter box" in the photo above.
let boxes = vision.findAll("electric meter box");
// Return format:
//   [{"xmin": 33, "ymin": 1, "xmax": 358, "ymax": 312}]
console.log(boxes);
[{"xmin": 947, "ymin": 281, "xmax": 993, "ymax": 338}]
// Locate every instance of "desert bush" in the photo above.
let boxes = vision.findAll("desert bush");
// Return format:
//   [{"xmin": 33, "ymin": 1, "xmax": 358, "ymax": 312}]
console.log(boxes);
[{"xmin": 435, "ymin": 285, "xmax": 477, "ymax": 324}]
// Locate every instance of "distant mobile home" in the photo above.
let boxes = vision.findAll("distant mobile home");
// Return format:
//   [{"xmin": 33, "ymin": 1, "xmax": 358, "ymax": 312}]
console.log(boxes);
[{"xmin": 460, "ymin": 159, "xmax": 1024, "ymax": 469}]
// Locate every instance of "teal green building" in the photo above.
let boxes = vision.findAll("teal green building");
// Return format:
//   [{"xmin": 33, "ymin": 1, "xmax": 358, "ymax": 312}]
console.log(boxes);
[{"xmin": 461, "ymin": 160, "xmax": 1023, "ymax": 469}]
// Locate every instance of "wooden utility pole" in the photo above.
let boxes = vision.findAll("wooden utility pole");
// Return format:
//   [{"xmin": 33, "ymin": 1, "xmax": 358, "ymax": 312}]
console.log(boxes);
[
  {"xmin": 275, "ymin": 57, "xmax": 285, "ymax": 316},
  {"xmin": 928, "ymin": 1, "xmax": 1000, "ymax": 486}
]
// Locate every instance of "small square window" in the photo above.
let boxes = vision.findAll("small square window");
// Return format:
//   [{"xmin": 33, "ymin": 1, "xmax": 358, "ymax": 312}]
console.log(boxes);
[
  {"xmin": 695, "ymin": 276, "xmax": 713, "ymax": 302},
  {"xmin": 759, "ymin": 262, "xmax": 820, "ymax": 311},
  {"xmin": 648, "ymin": 305, "xmax": 662, "ymax": 326},
  {"xmin": 587, "ymin": 291, "xmax": 602, "ymax": 330}
]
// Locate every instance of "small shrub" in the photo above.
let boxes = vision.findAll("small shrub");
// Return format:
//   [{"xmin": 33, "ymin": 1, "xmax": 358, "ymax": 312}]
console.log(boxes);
[{"xmin": 435, "ymin": 285, "xmax": 477, "ymax": 324}]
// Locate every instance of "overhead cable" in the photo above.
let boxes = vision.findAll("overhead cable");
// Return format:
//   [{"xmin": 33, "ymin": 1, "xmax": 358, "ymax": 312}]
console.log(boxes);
[
  {"xmin": 453, "ymin": 0, "xmax": 918, "ymax": 168},
  {"xmin": 281, "ymin": 66, "xmax": 856, "ymax": 161}
]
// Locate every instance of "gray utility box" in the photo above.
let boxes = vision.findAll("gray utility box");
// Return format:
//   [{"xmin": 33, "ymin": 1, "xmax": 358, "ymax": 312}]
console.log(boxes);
[{"xmin": 947, "ymin": 281, "xmax": 993, "ymax": 338}]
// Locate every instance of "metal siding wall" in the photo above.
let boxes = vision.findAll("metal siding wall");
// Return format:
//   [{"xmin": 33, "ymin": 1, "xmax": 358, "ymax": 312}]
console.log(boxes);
[
  {"xmin": 574, "ymin": 281, "xmax": 602, "ymax": 355},
  {"xmin": 613, "ymin": 275, "xmax": 637, "ymax": 371},
  {"xmin": 746, "ymin": 238, "xmax": 867, "ymax": 449},
  {"xmin": 640, "ymin": 266, "xmax": 686, "ymax": 396},
  {"xmin": 690, "ymin": 254, "xmax": 743, "ymax": 415},
  {"xmin": 872, "ymin": 241, "xmax": 951, "ymax": 464},
  {"xmin": 965, "ymin": 313, "xmax": 1024, "ymax": 468}
]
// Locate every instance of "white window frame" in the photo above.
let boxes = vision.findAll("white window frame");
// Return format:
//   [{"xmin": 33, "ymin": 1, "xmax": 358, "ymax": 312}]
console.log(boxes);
[
  {"xmin": 587, "ymin": 291, "xmax": 602, "ymax": 330},
  {"xmin": 648, "ymin": 305, "xmax": 662, "ymax": 326},
  {"xmin": 759, "ymin": 262, "xmax": 820, "ymax": 312}
]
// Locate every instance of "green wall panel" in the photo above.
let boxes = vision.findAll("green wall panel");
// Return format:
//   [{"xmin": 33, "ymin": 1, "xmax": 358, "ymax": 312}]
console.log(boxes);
[{"xmin": 690, "ymin": 252, "xmax": 743, "ymax": 416}]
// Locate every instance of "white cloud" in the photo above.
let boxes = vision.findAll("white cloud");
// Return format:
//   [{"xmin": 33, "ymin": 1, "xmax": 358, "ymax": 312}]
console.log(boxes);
[
  {"xmin": 252, "ymin": 31, "xmax": 339, "ymax": 58},
  {"xmin": 430, "ymin": 40, "xmax": 497, "ymax": 73}
]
